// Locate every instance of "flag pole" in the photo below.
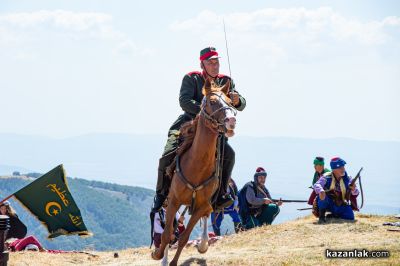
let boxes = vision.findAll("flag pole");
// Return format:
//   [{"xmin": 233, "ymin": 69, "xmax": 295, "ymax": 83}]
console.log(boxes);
[{"xmin": 0, "ymin": 195, "xmax": 14, "ymax": 205}]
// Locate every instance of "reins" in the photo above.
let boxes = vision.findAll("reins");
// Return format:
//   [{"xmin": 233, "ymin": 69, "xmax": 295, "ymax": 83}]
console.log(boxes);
[
  {"xmin": 174, "ymin": 91, "xmax": 235, "ymax": 214},
  {"xmin": 200, "ymin": 92, "xmax": 237, "ymax": 133}
]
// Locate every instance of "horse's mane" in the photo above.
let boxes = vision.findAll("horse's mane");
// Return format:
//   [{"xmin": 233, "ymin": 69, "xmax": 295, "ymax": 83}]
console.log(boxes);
[
  {"xmin": 165, "ymin": 82, "xmax": 230, "ymax": 178},
  {"xmin": 166, "ymin": 115, "xmax": 199, "ymax": 178},
  {"xmin": 177, "ymin": 115, "xmax": 199, "ymax": 156}
]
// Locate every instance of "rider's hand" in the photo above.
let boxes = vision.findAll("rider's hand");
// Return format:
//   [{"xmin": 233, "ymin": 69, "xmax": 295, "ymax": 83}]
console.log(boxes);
[
  {"xmin": 319, "ymin": 191, "xmax": 326, "ymax": 200},
  {"xmin": 229, "ymin": 92, "xmax": 240, "ymax": 106},
  {"xmin": 349, "ymin": 184, "xmax": 357, "ymax": 191}
]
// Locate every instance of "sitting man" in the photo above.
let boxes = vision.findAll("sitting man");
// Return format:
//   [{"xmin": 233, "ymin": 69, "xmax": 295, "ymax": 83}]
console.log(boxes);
[
  {"xmin": 210, "ymin": 178, "xmax": 243, "ymax": 236},
  {"xmin": 241, "ymin": 167, "xmax": 282, "ymax": 229},
  {"xmin": 308, "ymin": 156, "xmax": 330, "ymax": 205},
  {"xmin": 313, "ymin": 157, "xmax": 359, "ymax": 223}
]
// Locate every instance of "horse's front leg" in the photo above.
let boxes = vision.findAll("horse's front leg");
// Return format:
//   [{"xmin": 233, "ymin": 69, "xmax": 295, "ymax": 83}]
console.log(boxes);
[
  {"xmin": 169, "ymin": 208, "xmax": 205, "ymax": 266},
  {"xmin": 161, "ymin": 245, "xmax": 169, "ymax": 266},
  {"xmin": 151, "ymin": 200, "xmax": 180, "ymax": 260},
  {"xmin": 197, "ymin": 216, "xmax": 209, "ymax": 253}
]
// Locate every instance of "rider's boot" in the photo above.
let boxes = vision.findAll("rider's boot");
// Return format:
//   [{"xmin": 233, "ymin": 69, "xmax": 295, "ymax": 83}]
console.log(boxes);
[{"xmin": 151, "ymin": 162, "xmax": 172, "ymax": 213}]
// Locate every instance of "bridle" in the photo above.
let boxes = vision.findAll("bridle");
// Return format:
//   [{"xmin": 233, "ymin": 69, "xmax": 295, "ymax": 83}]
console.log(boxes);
[
  {"xmin": 175, "ymin": 91, "xmax": 237, "ymax": 215},
  {"xmin": 200, "ymin": 92, "xmax": 237, "ymax": 133}
]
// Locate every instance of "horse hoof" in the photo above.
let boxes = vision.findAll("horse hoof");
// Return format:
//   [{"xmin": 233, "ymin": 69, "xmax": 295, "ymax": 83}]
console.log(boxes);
[
  {"xmin": 197, "ymin": 245, "xmax": 208, "ymax": 254},
  {"xmin": 169, "ymin": 261, "xmax": 177, "ymax": 266},
  {"xmin": 162, "ymin": 259, "xmax": 169, "ymax": 266},
  {"xmin": 151, "ymin": 250, "xmax": 162, "ymax": 260}
]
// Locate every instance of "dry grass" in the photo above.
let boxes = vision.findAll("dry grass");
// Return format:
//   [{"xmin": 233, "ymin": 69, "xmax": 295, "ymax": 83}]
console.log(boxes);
[{"xmin": 8, "ymin": 214, "xmax": 400, "ymax": 266}]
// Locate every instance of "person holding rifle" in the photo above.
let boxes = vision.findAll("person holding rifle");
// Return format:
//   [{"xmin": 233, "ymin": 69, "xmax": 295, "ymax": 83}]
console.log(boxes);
[
  {"xmin": 313, "ymin": 157, "xmax": 360, "ymax": 223},
  {"xmin": 242, "ymin": 167, "xmax": 282, "ymax": 229}
]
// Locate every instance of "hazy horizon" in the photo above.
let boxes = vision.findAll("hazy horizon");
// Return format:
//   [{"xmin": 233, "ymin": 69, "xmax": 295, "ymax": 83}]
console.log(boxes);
[
  {"xmin": 1, "ymin": 0, "xmax": 399, "ymax": 141},
  {"xmin": 1, "ymin": 133, "xmax": 398, "ymax": 215},
  {"xmin": 2, "ymin": 132, "xmax": 400, "ymax": 143}
]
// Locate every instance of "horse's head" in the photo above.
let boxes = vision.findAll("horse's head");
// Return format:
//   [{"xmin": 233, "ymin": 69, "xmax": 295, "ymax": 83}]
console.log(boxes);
[{"xmin": 201, "ymin": 79, "xmax": 237, "ymax": 137}]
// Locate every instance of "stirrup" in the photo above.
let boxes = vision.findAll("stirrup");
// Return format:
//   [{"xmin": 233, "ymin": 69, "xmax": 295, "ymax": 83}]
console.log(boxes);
[
  {"xmin": 215, "ymin": 194, "xmax": 234, "ymax": 210},
  {"xmin": 151, "ymin": 194, "xmax": 166, "ymax": 213}
]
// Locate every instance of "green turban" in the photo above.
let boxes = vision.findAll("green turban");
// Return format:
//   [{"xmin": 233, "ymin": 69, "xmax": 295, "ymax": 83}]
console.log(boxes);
[{"xmin": 313, "ymin": 156, "xmax": 325, "ymax": 166}]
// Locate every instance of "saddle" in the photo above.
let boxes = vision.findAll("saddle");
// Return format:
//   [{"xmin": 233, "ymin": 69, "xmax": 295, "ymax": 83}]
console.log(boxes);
[
  {"xmin": 166, "ymin": 118, "xmax": 198, "ymax": 179},
  {"xmin": 165, "ymin": 117, "xmax": 225, "ymax": 214}
]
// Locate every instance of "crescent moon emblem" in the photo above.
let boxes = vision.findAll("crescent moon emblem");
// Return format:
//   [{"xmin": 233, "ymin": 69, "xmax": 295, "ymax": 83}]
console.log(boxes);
[{"xmin": 45, "ymin": 201, "xmax": 62, "ymax": 216}]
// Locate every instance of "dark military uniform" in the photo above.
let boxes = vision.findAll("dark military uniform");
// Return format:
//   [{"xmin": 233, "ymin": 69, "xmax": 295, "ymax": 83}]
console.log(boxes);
[{"xmin": 155, "ymin": 71, "xmax": 246, "ymax": 204}]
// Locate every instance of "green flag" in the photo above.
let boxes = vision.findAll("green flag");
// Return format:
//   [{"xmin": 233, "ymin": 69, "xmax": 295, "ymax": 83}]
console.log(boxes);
[{"xmin": 14, "ymin": 164, "xmax": 91, "ymax": 238}]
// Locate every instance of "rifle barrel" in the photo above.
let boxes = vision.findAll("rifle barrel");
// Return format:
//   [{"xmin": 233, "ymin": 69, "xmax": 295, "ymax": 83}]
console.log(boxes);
[
  {"xmin": 350, "ymin": 167, "xmax": 363, "ymax": 185},
  {"xmin": 297, "ymin": 207, "xmax": 313, "ymax": 211},
  {"xmin": 271, "ymin": 199, "xmax": 308, "ymax": 203}
]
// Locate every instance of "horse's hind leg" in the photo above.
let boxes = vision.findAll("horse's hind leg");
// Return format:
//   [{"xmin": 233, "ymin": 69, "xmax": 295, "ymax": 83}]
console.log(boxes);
[
  {"xmin": 170, "ymin": 209, "xmax": 203, "ymax": 266},
  {"xmin": 197, "ymin": 216, "xmax": 209, "ymax": 253}
]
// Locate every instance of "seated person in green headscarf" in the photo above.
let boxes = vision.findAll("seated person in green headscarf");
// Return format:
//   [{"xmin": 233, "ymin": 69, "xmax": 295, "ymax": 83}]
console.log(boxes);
[{"xmin": 308, "ymin": 157, "xmax": 330, "ymax": 205}]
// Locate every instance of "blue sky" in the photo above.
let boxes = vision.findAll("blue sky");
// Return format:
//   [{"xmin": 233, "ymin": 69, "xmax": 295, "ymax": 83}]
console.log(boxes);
[{"xmin": 0, "ymin": 0, "xmax": 399, "ymax": 140}]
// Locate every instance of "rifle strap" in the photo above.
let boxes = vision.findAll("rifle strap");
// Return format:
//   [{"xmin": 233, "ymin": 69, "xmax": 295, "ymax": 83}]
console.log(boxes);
[{"xmin": 257, "ymin": 185, "xmax": 268, "ymax": 198}]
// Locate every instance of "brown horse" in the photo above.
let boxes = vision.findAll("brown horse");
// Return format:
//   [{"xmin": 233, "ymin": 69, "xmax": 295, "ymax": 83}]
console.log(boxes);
[{"xmin": 151, "ymin": 78, "xmax": 237, "ymax": 266}]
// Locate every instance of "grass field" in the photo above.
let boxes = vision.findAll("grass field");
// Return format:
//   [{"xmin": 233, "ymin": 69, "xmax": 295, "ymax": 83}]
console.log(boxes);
[{"xmin": 8, "ymin": 214, "xmax": 400, "ymax": 266}]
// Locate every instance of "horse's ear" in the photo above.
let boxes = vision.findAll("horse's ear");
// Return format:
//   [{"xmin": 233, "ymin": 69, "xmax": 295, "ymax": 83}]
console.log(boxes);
[
  {"xmin": 202, "ymin": 78, "xmax": 212, "ymax": 95},
  {"xmin": 220, "ymin": 80, "xmax": 231, "ymax": 95}
]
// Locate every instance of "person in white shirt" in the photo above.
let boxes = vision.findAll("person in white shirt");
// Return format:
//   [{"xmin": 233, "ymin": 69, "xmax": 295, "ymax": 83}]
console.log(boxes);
[{"xmin": 153, "ymin": 199, "xmax": 185, "ymax": 248}]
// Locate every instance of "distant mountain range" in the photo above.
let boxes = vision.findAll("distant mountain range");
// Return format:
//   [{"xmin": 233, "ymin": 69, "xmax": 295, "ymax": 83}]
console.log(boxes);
[
  {"xmin": 0, "ymin": 133, "xmax": 399, "ymax": 208},
  {"xmin": 0, "ymin": 133, "xmax": 398, "ymax": 251}
]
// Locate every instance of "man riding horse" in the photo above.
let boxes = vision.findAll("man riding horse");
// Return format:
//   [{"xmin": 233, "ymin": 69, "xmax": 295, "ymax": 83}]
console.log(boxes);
[{"xmin": 151, "ymin": 46, "xmax": 246, "ymax": 213}]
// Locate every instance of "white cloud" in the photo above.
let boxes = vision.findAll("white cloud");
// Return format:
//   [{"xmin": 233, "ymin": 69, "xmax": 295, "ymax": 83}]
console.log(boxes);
[
  {"xmin": 112, "ymin": 40, "xmax": 155, "ymax": 57},
  {"xmin": 0, "ymin": 10, "xmax": 151, "ymax": 58},
  {"xmin": 170, "ymin": 7, "xmax": 399, "ymax": 45},
  {"xmin": 113, "ymin": 40, "xmax": 138, "ymax": 54},
  {"xmin": 383, "ymin": 16, "xmax": 400, "ymax": 26},
  {"xmin": 0, "ymin": 10, "xmax": 112, "ymax": 31},
  {"xmin": 169, "ymin": 7, "xmax": 400, "ymax": 68}
]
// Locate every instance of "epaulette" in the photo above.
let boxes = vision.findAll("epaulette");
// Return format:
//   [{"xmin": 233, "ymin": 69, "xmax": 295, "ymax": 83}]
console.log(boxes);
[
  {"xmin": 217, "ymin": 74, "xmax": 231, "ymax": 79},
  {"xmin": 323, "ymin": 172, "xmax": 333, "ymax": 178},
  {"xmin": 186, "ymin": 71, "xmax": 202, "ymax": 76}
]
